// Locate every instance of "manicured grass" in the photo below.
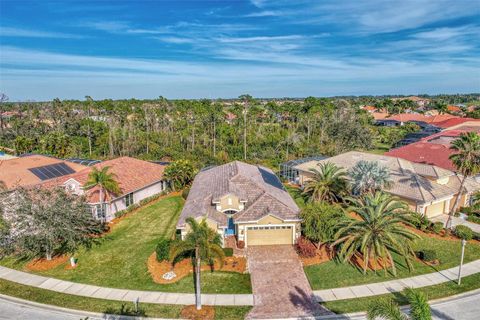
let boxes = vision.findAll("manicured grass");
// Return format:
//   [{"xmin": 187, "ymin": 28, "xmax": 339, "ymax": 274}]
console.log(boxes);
[
  {"xmin": 322, "ymin": 272, "xmax": 480, "ymax": 314},
  {"xmin": 305, "ymin": 236, "xmax": 480, "ymax": 290},
  {"xmin": 0, "ymin": 278, "xmax": 251, "ymax": 319},
  {"xmin": 0, "ymin": 196, "xmax": 251, "ymax": 294}
]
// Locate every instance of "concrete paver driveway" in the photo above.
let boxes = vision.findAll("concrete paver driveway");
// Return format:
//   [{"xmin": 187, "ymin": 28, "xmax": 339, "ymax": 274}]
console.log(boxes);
[{"xmin": 246, "ymin": 245, "xmax": 331, "ymax": 319}]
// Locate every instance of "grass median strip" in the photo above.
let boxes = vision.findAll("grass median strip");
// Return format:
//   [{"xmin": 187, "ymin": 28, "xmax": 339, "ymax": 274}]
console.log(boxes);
[
  {"xmin": 322, "ymin": 272, "xmax": 480, "ymax": 314},
  {"xmin": 0, "ymin": 278, "xmax": 251, "ymax": 319}
]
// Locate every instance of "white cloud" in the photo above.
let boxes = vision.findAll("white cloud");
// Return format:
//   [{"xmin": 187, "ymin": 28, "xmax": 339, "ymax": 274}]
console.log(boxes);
[{"xmin": 0, "ymin": 27, "xmax": 82, "ymax": 38}]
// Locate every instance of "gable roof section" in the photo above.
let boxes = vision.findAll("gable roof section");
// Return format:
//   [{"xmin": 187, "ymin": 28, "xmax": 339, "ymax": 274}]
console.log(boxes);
[
  {"xmin": 294, "ymin": 151, "xmax": 480, "ymax": 204},
  {"xmin": 177, "ymin": 161, "xmax": 299, "ymax": 228}
]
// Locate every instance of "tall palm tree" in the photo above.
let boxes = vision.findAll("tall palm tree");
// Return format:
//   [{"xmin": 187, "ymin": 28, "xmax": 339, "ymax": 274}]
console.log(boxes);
[
  {"xmin": 349, "ymin": 160, "xmax": 392, "ymax": 195},
  {"xmin": 84, "ymin": 166, "xmax": 121, "ymax": 222},
  {"xmin": 334, "ymin": 192, "xmax": 419, "ymax": 275},
  {"xmin": 446, "ymin": 132, "xmax": 480, "ymax": 228},
  {"xmin": 170, "ymin": 217, "xmax": 225, "ymax": 310},
  {"xmin": 368, "ymin": 288, "xmax": 431, "ymax": 320},
  {"xmin": 302, "ymin": 162, "xmax": 347, "ymax": 203}
]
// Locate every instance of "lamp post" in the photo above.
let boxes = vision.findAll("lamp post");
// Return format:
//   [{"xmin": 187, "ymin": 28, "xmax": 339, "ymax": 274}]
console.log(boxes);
[{"xmin": 457, "ymin": 239, "xmax": 467, "ymax": 285}]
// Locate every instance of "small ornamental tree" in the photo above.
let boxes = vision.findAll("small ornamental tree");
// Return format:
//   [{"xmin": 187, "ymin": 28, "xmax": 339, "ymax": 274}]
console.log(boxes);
[{"xmin": 4, "ymin": 187, "xmax": 104, "ymax": 260}]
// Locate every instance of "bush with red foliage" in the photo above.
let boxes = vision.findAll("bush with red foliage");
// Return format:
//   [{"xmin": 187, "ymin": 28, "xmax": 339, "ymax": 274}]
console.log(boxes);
[{"xmin": 295, "ymin": 237, "xmax": 316, "ymax": 258}]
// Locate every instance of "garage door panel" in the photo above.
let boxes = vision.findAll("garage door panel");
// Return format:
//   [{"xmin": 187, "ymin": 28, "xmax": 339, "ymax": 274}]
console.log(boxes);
[
  {"xmin": 425, "ymin": 201, "xmax": 445, "ymax": 218},
  {"xmin": 246, "ymin": 226, "xmax": 293, "ymax": 246}
]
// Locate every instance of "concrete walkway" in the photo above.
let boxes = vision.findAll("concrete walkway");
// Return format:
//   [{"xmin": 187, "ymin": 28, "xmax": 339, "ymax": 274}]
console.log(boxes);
[
  {"xmin": 313, "ymin": 259, "xmax": 480, "ymax": 302},
  {"xmin": 431, "ymin": 214, "xmax": 480, "ymax": 233},
  {"xmin": 0, "ymin": 266, "xmax": 253, "ymax": 306}
]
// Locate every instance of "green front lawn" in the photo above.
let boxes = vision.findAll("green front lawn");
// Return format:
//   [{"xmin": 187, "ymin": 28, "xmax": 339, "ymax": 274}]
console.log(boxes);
[
  {"xmin": 0, "ymin": 196, "xmax": 251, "ymax": 294},
  {"xmin": 306, "ymin": 236, "xmax": 480, "ymax": 290},
  {"xmin": 0, "ymin": 278, "xmax": 251, "ymax": 319}
]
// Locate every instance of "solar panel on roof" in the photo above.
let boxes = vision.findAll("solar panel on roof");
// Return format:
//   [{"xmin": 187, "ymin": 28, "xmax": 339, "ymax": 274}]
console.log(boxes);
[{"xmin": 28, "ymin": 162, "xmax": 76, "ymax": 181}]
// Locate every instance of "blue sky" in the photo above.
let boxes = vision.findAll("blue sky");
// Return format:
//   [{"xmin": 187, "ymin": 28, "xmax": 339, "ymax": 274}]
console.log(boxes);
[{"xmin": 0, "ymin": 0, "xmax": 479, "ymax": 101}]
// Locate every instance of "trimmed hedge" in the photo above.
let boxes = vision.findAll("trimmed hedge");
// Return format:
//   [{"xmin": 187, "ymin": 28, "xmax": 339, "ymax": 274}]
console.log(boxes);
[
  {"xmin": 467, "ymin": 215, "xmax": 480, "ymax": 224},
  {"xmin": 114, "ymin": 191, "xmax": 168, "ymax": 218},
  {"xmin": 181, "ymin": 188, "xmax": 190, "ymax": 200},
  {"xmin": 223, "ymin": 248, "xmax": 233, "ymax": 257},
  {"xmin": 431, "ymin": 222, "xmax": 444, "ymax": 234},
  {"xmin": 454, "ymin": 225, "xmax": 474, "ymax": 240},
  {"xmin": 156, "ymin": 239, "xmax": 173, "ymax": 262},
  {"xmin": 417, "ymin": 250, "xmax": 437, "ymax": 262}
]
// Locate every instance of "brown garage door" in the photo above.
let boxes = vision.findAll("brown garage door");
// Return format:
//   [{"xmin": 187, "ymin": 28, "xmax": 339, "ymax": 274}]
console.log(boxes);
[
  {"xmin": 246, "ymin": 225, "xmax": 293, "ymax": 246},
  {"xmin": 425, "ymin": 201, "xmax": 445, "ymax": 218}
]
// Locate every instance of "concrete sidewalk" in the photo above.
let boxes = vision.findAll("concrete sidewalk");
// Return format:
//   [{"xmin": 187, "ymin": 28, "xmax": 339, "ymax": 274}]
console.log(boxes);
[
  {"xmin": 313, "ymin": 259, "xmax": 480, "ymax": 302},
  {"xmin": 0, "ymin": 266, "xmax": 253, "ymax": 306}
]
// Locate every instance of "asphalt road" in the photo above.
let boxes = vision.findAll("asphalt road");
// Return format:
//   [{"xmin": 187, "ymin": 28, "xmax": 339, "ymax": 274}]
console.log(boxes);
[{"xmin": 0, "ymin": 290, "xmax": 479, "ymax": 319}]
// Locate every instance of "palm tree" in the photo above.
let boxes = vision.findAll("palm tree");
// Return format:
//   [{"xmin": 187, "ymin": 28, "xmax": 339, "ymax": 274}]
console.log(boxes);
[
  {"xmin": 163, "ymin": 160, "xmax": 196, "ymax": 191},
  {"xmin": 302, "ymin": 162, "xmax": 347, "ymax": 203},
  {"xmin": 349, "ymin": 160, "xmax": 392, "ymax": 195},
  {"xmin": 368, "ymin": 288, "xmax": 431, "ymax": 320},
  {"xmin": 446, "ymin": 132, "xmax": 480, "ymax": 228},
  {"xmin": 169, "ymin": 217, "xmax": 225, "ymax": 310},
  {"xmin": 334, "ymin": 192, "xmax": 419, "ymax": 275},
  {"xmin": 84, "ymin": 166, "xmax": 121, "ymax": 222}
]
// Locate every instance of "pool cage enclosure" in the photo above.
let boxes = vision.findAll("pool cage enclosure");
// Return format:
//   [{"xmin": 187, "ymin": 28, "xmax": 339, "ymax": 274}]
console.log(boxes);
[{"xmin": 279, "ymin": 155, "xmax": 327, "ymax": 184}]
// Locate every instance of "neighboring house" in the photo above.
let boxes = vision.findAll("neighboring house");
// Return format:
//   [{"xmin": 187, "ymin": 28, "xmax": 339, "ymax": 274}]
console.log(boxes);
[
  {"xmin": 41, "ymin": 157, "xmax": 169, "ymax": 221},
  {"xmin": 0, "ymin": 154, "xmax": 87, "ymax": 190},
  {"xmin": 0, "ymin": 155, "xmax": 169, "ymax": 222},
  {"xmin": 294, "ymin": 151, "xmax": 480, "ymax": 219},
  {"xmin": 177, "ymin": 161, "xmax": 301, "ymax": 247},
  {"xmin": 361, "ymin": 105, "xmax": 377, "ymax": 113},
  {"xmin": 386, "ymin": 129, "xmax": 480, "ymax": 171}
]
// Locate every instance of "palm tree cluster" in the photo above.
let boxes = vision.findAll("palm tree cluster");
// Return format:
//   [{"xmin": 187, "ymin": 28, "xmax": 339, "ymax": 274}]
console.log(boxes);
[{"xmin": 368, "ymin": 288, "xmax": 431, "ymax": 320}]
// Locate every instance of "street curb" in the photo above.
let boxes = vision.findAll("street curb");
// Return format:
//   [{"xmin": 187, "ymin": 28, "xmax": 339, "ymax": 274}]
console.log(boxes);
[{"xmin": 0, "ymin": 293, "xmax": 182, "ymax": 320}]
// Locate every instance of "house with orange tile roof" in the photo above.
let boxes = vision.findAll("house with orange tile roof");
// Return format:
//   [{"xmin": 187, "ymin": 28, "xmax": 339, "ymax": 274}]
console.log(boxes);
[
  {"xmin": 42, "ymin": 157, "xmax": 169, "ymax": 221},
  {"xmin": 1, "ymin": 155, "xmax": 169, "ymax": 221}
]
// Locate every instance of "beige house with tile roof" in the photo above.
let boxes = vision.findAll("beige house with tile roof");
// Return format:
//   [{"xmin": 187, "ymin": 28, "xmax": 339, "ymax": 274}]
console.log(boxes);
[
  {"xmin": 294, "ymin": 151, "xmax": 480, "ymax": 218},
  {"xmin": 177, "ymin": 161, "xmax": 301, "ymax": 247}
]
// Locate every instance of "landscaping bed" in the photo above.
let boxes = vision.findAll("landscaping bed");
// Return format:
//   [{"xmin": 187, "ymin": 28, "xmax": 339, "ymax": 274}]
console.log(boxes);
[{"xmin": 305, "ymin": 235, "xmax": 480, "ymax": 290}]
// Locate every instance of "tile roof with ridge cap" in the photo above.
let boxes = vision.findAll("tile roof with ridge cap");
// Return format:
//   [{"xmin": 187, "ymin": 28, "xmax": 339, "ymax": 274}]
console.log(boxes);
[
  {"xmin": 294, "ymin": 151, "xmax": 480, "ymax": 204},
  {"xmin": 177, "ymin": 161, "xmax": 300, "ymax": 228},
  {"xmin": 39, "ymin": 156, "xmax": 166, "ymax": 203}
]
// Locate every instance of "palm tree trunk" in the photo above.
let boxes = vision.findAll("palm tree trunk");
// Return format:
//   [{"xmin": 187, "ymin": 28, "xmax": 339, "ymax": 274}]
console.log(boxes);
[
  {"xmin": 243, "ymin": 105, "xmax": 247, "ymax": 160},
  {"xmin": 195, "ymin": 246, "xmax": 202, "ymax": 310},
  {"xmin": 446, "ymin": 176, "xmax": 467, "ymax": 229}
]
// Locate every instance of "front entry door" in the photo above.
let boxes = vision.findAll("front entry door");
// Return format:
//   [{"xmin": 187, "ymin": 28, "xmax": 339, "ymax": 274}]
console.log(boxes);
[{"xmin": 226, "ymin": 217, "xmax": 235, "ymax": 235}]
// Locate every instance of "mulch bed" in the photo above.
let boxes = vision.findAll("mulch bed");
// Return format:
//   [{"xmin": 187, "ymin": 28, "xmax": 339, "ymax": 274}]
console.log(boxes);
[
  {"xmin": 147, "ymin": 252, "xmax": 246, "ymax": 284},
  {"xmin": 350, "ymin": 253, "xmax": 392, "ymax": 271},
  {"xmin": 25, "ymin": 255, "xmax": 69, "ymax": 271},
  {"xmin": 301, "ymin": 245, "xmax": 335, "ymax": 266},
  {"xmin": 180, "ymin": 305, "xmax": 215, "ymax": 320}
]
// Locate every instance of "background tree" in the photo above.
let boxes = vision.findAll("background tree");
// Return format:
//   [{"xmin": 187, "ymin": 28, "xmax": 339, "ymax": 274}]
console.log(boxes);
[
  {"xmin": 84, "ymin": 166, "xmax": 121, "ymax": 221},
  {"xmin": 164, "ymin": 160, "xmax": 197, "ymax": 191},
  {"xmin": 446, "ymin": 132, "xmax": 480, "ymax": 228},
  {"xmin": 0, "ymin": 93, "xmax": 8, "ymax": 133},
  {"xmin": 334, "ymin": 192, "xmax": 419, "ymax": 275},
  {"xmin": 3, "ymin": 187, "xmax": 104, "ymax": 260},
  {"xmin": 300, "ymin": 203, "xmax": 345, "ymax": 249},
  {"xmin": 302, "ymin": 162, "xmax": 347, "ymax": 203},
  {"xmin": 349, "ymin": 160, "xmax": 392, "ymax": 195},
  {"xmin": 169, "ymin": 218, "xmax": 225, "ymax": 310},
  {"xmin": 238, "ymin": 94, "xmax": 254, "ymax": 160}
]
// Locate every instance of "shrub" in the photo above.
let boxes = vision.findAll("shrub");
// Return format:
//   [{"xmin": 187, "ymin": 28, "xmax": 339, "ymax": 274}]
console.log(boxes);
[
  {"xmin": 409, "ymin": 212, "xmax": 431, "ymax": 231},
  {"xmin": 431, "ymin": 222, "xmax": 444, "ymax": 234},
  {"xmin": 454, "ymin": 225, "xmax": 473, "ymax": 240},
  {"xmin": 467, "ymin": 215, "xmax": 480, "ymax": 224},
  {"xmin": 416, "ymin": 250, "xmax": 437, "ymax": 262},
  {"xmin": 223, "ymin": 248, "xmax": 233, "ymax": 257},
  {"xmin": 473, "ymin": 232, "xmax": 480, "ymax": 241},
  {"xmin": 155, "ymin": 239, "xmax": 173, "ymax": 262},
  {"xmin": 295, "ymin": 237, "xmax": 316, "ymax": 258},
  {"xmin": 237, "ymin": 241, "xmax": 245, "ymax": 249},
  {"xmin": 181, "ymin": 187, "xmax": 190, "ymax": 200}
]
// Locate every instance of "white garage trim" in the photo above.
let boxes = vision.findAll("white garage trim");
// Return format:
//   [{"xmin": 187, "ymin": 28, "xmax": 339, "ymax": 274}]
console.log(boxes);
[{"xmin": 244, "ymin": 223, "xmax": 296, "ymax": 247}]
